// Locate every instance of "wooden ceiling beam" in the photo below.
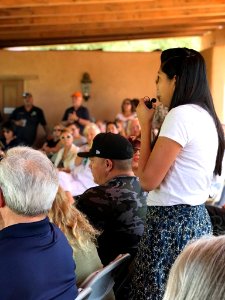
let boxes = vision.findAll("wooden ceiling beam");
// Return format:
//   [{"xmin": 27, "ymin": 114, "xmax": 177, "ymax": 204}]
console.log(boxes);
[
  {"xmin": 0, "ymin": 0, "xmax": 224, "ymax": 47},
  {"xmin": 0, "ymin": 23, "xmax": 219, "ymax": 38},
  {"xmin": 0, "ymin": 1, "xmax": 225, "ymax": 17},
  {"xmin": 0, "ymin": 17, "xmax": 225, "ymax": 34},
  {"xmin": 0, "ymin": 15, "xmax": 224, "ymax": 31},
  {"xmin": 0, "ymin": 5, "xmax": 225, "ymax": 27},
  {"xmin": 0, "ymin": 0, "xmax": 224, "ymax": 9}
]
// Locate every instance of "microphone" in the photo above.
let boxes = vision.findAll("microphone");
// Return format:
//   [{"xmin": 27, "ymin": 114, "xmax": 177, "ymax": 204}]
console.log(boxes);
[
  {"xmin": 144, "ymin": 98, "xmax": 157, "ymax": 109},
  {"xmin": 133, "ymin": 97, "xmax": 157, "ymax": 109}
]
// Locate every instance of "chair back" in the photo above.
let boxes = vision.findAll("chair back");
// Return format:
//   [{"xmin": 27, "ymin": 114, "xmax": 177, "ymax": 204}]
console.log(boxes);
[
  {"xmin": 75, "ymin": 286, "xmax": 92, "ymax": 300},
  {"xmin": 79, "ymin": 253, "xmax": 131, "ymax": 300}
]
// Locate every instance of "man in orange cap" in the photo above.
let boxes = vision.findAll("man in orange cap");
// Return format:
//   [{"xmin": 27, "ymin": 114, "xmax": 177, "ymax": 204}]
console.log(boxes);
[{"xmin": 62, "ymin": 91, "xmax": 91, "ymax": 133}]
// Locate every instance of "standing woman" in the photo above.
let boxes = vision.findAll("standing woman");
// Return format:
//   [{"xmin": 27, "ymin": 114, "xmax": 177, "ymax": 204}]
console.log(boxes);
[{"xmin": 129, "ymin": 48, "xmax": 224, "ymax": 300}]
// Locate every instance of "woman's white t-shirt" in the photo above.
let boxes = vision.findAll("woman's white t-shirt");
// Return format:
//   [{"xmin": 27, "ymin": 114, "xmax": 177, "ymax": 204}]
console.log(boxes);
[{"xmin": 147, "ymin": 104, "xmax": 218, "ymax": 206}]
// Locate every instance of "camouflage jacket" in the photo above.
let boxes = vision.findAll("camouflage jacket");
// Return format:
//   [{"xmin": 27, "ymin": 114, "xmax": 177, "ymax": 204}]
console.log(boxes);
[{"xmin": 76, "ymin": 176, "xmax": 147, "ymax": 265}]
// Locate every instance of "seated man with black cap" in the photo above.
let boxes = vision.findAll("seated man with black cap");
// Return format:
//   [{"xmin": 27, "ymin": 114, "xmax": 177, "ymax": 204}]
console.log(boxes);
[{"xmin": 76, "ymin": 132, "xmax": 147, "ymax": 266}]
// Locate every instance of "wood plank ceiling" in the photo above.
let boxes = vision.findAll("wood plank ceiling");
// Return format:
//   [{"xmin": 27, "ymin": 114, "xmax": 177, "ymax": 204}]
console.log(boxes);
[{"xmin": 0, "ymin": 0, "xmax": 225, "ymax": 48}]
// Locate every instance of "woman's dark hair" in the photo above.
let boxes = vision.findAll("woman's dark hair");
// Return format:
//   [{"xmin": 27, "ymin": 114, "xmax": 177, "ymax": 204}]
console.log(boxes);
[
  {"xmin": 121, "ymin": 98, "xmax": 135, "ymax": 113},
  {"xmin": 2, "ymin": 121, "xmax": 17, "ymax": 135},
  {"xmin": 106, "ymin": 121, "xmax": 118, "ymax": 129},
  {"xmin": 159, "ymin": 47, "xmax": 224, "ymax": 175}
]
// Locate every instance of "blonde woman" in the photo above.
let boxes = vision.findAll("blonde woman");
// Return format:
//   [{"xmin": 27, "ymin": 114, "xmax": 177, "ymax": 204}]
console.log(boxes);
[
  {"xmin": 48, "ymin": 187, "xmax": 102, "ymax": 285},
  {"xmin": 54, "ymin": 129, "xmax": 79, "ymax": 173},
  {"xmin": 163, "ymin": 235, "xmax": 225, "ymax": 300}
]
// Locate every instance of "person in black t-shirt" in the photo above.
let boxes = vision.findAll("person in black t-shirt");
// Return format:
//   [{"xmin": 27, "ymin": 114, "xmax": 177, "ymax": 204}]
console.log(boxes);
[{"xmin": 10, "ymin": 92, "xmax": 48, "ymax": 147}]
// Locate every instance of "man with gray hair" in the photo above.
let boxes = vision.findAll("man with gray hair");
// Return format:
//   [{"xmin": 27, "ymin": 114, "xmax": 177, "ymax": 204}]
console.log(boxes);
[{"xmin": 0, "ymin": 147, "xmax": 78, "ymax": 299}]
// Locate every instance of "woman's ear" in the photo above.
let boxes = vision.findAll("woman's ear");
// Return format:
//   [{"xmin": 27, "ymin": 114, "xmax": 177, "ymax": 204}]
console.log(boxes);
[{"xmin": 173, "ymin": 75, "xmax": 177, "ymax": 85}]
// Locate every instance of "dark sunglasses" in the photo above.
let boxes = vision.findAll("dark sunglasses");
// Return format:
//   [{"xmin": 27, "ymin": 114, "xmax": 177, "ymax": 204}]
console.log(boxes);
[{"xmin": 60, "ymin": 135, "xmax": 72, "ymax": 140}]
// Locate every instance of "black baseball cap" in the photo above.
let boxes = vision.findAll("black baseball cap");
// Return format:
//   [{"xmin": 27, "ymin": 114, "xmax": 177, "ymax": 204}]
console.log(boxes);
[{"xmin": 78, "ymin": 133, "xmax": 134, "ymax": 160}]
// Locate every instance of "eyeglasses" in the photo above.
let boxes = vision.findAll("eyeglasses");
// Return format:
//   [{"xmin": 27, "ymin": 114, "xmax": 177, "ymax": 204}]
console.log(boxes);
[
  {"xmin": 60, "ymin": 135, "xmax": 72, "ymax": 140},
  {"xmin": 53, "ymin": 128, "xmax": 62, "ymax": 132},
  {"xmin": 124, "ymin": 102, "xmax": 131, "ymax": 105}
]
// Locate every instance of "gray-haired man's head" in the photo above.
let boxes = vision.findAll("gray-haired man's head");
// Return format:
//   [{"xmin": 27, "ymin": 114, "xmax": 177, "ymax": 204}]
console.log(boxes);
[{"xmin": 0, "ymin": 147, "xmax": 59, "ymax": 216}]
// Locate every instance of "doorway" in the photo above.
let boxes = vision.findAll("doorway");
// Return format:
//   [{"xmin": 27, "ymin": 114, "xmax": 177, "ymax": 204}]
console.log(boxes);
[{"xmin": 0, "ymin": 79, "xmax": 24, "ymax": 122}]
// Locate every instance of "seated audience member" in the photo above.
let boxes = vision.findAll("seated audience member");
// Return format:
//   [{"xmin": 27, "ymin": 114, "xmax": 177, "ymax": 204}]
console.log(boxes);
[
  {"xmin": 131, "ymin": 98, "xmax": 139, "ymax": 109},
  {"xmin": 106, "ymin": 121, "xmax": 119, "ymax": 134},
  {"xmin": 95, "ymin": 119, "xmax": 106, "ymax": 133},
  {"xmin": 58, "ymin": 123, "xmax": 100, "ymax": 196},
  {"xmin": 54, "ymin": 129, "xmax": 79, "ymax": 173},
  {"xmin": 41, "ymin": 123, "xmax": 63, "ymax": 158},
  {"xmin": 0, "ymin": 147, "xmax": 78, "ymax": 299},
  {"xmin": 151, "ymin": 102, "xmax": 168, "ymax": 140},
  {"xmin": 0, "ymin": 121, "xmax": 22, "ymax": 152},
  {"xmin": 48, "ymin": 186, "xmax": 102, "ymax": 286},
  {"xmin": 126, "ymin": 117, "xmax": 141, "ymax": 139},
  {"xmin": 115, "ymin": 119, "xmax": 127, "ymax": 137},
  {"xmin": 66, "ymin": 122, "xmax": 87, "ymax": 147},
  {"xmin": 206, "ymin": 204, "xmax": 225, "ymax": 235},
  {"xmin": 128, "ymin": 137, "xmax": 141, "ymax": 176},
  {"xmin": 62, "ymin": 91, "xmax": 91, "ymax": 133},
  {"xmin": 163, "ymin": 235, "xmax": 225, "ymax": 300},
  {"xmin": 76, "ymin": 133, "xmax": 147, "ymax": 266},
  {"xmin": 115, "ymin": 98, "xmax": 137, "ymax": 127}
]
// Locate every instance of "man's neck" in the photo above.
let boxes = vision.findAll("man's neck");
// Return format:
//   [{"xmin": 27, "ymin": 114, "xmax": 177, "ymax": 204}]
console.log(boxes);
[
  {"xmin": 73, "ymin": 105, "xmax": 80, "ymax": 110},
  {"xmin": 0, "ymin": 206, "xmax": 46, "ymax": 229},
  {"xmin": 24, "ymin": 104, "xmax": 33, "ymax": 112},
  {"xmin": 104, "ymin": 170, "xmax": 134, "ymax": 184}
]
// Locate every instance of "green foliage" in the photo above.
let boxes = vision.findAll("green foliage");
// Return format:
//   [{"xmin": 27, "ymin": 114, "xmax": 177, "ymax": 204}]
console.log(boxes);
[{"xmin": 9, "ymin": 37, "xmax": 200, "ymax": 52}]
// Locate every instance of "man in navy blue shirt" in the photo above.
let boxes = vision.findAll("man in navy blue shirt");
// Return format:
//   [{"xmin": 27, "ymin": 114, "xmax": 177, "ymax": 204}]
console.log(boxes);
[{"xmin": 0, "ymin": 147, "xmax": 78, "ymax": 300}]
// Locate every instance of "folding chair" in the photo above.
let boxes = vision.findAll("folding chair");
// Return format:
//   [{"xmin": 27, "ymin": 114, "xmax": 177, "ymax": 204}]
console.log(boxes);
[
  {"xmin": 78, "ymin": 253, "xmax": 131, "ymax": 300},
  {"xmin": 75, "ymin": 286, "xmax": 92, "ymax": 300}
]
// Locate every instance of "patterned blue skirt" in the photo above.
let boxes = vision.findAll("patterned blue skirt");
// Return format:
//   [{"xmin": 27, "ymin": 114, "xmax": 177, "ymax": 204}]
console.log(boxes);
[{"xmin": 129, "ymin": 204, "xmax": 212, "ymax": 300}]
